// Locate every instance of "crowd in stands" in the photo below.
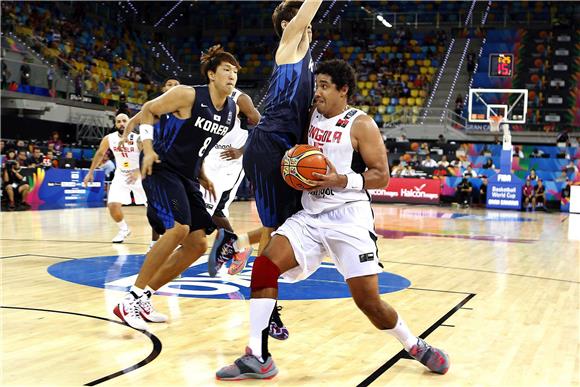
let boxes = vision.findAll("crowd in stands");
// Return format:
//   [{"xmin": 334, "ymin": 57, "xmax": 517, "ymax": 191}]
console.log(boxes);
[{"xmin": 385, "ymin": 136, "xmax": 579, "ymax": 210}]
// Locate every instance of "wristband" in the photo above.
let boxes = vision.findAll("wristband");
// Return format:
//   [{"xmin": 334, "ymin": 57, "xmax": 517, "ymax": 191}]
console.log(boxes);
[
  {"xmin": 139, "ymin": 124, "xmax": 154, "ymax": 141},
  {"xmin": 345, "ymin": 173, "xmax": 364, "ymax": 190}
]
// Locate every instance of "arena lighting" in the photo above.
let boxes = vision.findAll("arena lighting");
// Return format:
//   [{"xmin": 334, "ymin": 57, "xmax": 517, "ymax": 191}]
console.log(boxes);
[{"xmin": 376, "ymin": 14, "xmax": 392, "ymax": 28}]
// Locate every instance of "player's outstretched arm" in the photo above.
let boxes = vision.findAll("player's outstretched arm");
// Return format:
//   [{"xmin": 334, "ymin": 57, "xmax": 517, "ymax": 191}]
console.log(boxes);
[
  {"xmin": 351, "ymin": 115, "xmax": 390, "ymax": 189},
  {"xmin": 83, "ymin": 136, "xmax": 110, "ymax": 185},
  {"xmin": 280, "ymin": 0, "xmax": 322, "ymax": 45},
  {"xmin": 237, "ymin": 94, "xmax": 261, "ymax": 126}
]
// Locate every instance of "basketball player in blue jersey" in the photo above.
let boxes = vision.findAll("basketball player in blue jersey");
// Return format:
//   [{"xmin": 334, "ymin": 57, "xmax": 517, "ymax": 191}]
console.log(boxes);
[
  {"xmin": 217, "ymin": 59, "xmax": 450, "ymax": 381},
  {"xmin": 112, "ymin": 45, "xmax": 240, "ymax": 331},
  {"xmin": 209, "ymin": 0, "xmax": 323, "ymax": 342}
]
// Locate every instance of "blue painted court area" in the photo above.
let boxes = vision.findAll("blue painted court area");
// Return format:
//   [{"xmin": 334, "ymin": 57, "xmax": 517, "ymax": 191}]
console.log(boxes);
[{"xmin": 48, "ymin": 255, "xmax": 411, "ymax": 300}]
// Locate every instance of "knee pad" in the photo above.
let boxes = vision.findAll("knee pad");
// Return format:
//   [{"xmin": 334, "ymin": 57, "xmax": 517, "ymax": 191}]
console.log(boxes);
[{"xmin": 251, "ymin": 255, "xmax": 281, "ymax": 291}]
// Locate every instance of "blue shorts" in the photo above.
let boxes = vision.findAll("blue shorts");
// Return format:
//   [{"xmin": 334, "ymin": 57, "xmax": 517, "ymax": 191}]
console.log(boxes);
[
  {"xmin": 242, "ymin": 129, "xmax": 302, "ymax": 228},
  {"xmin": 143, "ymin": 165, "xmax": 215, "ymax": 235}
]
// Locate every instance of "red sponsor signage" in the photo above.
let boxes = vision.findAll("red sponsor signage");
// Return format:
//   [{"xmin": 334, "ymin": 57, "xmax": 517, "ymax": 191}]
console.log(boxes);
[{"xmin": 370, "ymin": 178, "xmax": 441, "ymax": 204}]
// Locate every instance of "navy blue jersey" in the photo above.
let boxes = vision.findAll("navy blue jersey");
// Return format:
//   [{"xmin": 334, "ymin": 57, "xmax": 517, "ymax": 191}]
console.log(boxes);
[
  {"xmin": 255, "ymin": 48, "xmax": 314, "ymax": 144},
  {"xmin": 153, "ymin": 85, "xmax": 236, "ymax": 180}
]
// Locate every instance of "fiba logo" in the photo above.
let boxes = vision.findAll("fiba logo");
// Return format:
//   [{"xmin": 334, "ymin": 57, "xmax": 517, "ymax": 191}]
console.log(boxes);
[{"xmin": 48, "ymin": 255, "xmax": 410, "ymax": 300}]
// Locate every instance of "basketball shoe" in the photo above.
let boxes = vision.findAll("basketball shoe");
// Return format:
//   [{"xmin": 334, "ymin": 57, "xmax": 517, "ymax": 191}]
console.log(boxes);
[
  {"xmin": 208, "ymin": 229, "xmax": 237, "ymax": 277},
  {"xmin": 137, "ymin": 295, "xmax": 168, "ymax": 323},
  {"xmin": 269, "ymin": 305, "xmax": 289, "ymax": 340},
  {"xmin": 112, "ymin": 228, "xmax": 131, "ymax": 243},
  {"xmin": 408, "ymin": 338, "xmax": 450, "ymax": 374},
  {"xmin": 227, "ymin": 247, "xmax": 253, "ymax": 275},
  {"xmin": 216, "ymin": 347, "xmax": 278, "ymax": 381},
  {"xmin": 113, "ymin": 293, "xmax": 148, "ymax": 331}
]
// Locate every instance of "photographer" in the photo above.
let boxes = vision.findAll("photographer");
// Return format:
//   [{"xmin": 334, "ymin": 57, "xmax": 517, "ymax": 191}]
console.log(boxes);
[{"xmin": 3, "ymin": 159, "xmax": 30, "ymax": 210}]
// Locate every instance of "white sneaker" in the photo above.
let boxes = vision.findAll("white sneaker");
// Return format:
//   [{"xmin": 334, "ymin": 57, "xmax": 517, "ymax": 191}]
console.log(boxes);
[
  {"xmin": 138, "ymin": 296, "xmax": 168, "ymax": 323},
  {"xmin": 112, "ymin": 229, "xmax": 131, "ymax": 243},
  {"xmin": 113, "ymin": 295, "xmax": 149, "ymax": 331}
]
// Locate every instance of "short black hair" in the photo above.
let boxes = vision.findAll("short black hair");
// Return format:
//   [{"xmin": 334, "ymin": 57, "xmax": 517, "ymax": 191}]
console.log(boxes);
[
  {"xmin": 200, "ymin": 45, "xmax": 240, "ymax": 82},
  {"xmin": 272, "ymin": 1, "xmax": 302, "ymax": 38},
  {"xmin": 315, "ymin": 59, "xmax": 357, "ymax": 98},
  {"xmin": 163, "ymin": 78, "xmax": 180, "ymax": 86}
]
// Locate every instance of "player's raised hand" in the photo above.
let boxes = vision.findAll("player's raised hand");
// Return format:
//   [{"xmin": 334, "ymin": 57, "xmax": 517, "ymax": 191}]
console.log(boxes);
[
  {"xmin": 141, "ymin": 151, "xmax": 160, "ymax": 178},
  {"xmin": 308, "ymin": 157, "xmax": 346, "ymax": 190}
]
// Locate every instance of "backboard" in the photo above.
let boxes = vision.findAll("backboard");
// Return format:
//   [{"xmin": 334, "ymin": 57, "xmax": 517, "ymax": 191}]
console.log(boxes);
[{"xmin": 467, "ymin": 88, "xmax": 528, "ymax": 124}]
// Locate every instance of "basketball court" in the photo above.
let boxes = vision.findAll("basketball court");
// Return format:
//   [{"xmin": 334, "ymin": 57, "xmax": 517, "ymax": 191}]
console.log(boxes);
[{"xmin": 1, "ymin": 202, "xmax": 578, "ymax": 386}]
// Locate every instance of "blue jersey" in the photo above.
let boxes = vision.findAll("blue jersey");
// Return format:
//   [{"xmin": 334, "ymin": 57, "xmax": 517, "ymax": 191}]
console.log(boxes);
[
  {"xmin": 256, "ymin": 48, "xmax": 314, "ymax": 144},
  {"xmin": 153, "ymin": 85, "xmax": 236, "ymax": 180}
]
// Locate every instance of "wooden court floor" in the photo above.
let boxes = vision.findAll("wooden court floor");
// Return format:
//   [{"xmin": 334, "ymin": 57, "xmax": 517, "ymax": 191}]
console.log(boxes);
[{"xmin": 1, "ymin": 202, "xmax": 578, "ymax": 386}]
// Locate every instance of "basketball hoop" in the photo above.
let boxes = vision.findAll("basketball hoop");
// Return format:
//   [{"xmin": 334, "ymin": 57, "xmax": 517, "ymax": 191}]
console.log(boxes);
[{"xmin": 489, "ymin": 115, "xmax": 503, "ymax": 132}]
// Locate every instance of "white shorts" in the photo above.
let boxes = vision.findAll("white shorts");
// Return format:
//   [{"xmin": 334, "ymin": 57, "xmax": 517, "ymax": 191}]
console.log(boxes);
[
  {"xmin": 274, "ymin": 201, "xmax": 382, "ymax": 282},
  {"xmin": 201, "ymin": 165, "xmax": 245, "ymax": 218},
  {"xmin": 107, "ymin": 174, "xmax": 147, "ymax": 205}
]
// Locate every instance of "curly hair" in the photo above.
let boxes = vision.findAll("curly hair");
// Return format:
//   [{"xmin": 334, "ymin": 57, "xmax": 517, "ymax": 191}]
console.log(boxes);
[
  {"xmin": 314, "ymin": 59, "xmax": 357, "ymax": 98},
  {"xmin": 272, "ymin": 1, "xmax": 302, "ymax": 38},
  {"xmin": 200, "ymin": 45, "xmax": 241, "ymax": 82}
]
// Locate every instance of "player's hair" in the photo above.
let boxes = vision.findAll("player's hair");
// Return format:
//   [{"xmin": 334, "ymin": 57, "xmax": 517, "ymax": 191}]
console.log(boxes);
[
  {"xmin": 272, "ymin": 1, "xmax": 302, "ymax": 38},
  {"xmin": 162, "ymin": 78, "xmax": 180, "ymax": 86},
  {"xmin": 315, "ymin": 59, "xmax": 357, "ymax": 98},
  {"xmin": 200, "ymin": 45, "xmax": 241, "ymax": 82}
]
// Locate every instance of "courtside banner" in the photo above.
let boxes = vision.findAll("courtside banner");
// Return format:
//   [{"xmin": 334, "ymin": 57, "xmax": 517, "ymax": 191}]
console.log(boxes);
[{"xmin": 370, "ymin": 178, "xmax": 441, "ymax": 204}]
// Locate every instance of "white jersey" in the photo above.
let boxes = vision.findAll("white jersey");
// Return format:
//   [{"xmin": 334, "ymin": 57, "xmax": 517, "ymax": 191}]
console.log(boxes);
[
  {"xmin": 303, "ymin": 107, "xmax": 370, "ymax": 214},
  {"xmin": 204, "ymin": 88, "xmax": 248, "ymax": 172},
  {"xmin": 107, "ymin": 132, "xmax": 141, "ymax": 174}
]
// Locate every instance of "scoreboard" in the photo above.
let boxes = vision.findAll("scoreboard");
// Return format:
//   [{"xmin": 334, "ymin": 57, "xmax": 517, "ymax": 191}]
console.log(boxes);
[{"xmin": 489, "ymin": 53, "xmax": 514, "ymax": 77}]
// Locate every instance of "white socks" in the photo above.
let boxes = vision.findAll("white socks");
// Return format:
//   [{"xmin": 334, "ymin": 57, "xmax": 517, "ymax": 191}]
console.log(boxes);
[
  {"xmin": 235, "ymin": 233, "xmax": 250, "ymax": 252},
  {"xmin": 386, "ymin": 314, "xmax": 418, "ymax": 351},
  {"xmin": 117, "ymin": 220, "xmax": 128, "ymax": 231},
  {"xmin": 129, "ymin": 285, "xmax": 144, "ymax": 299},
  {"xmin": 248, "ymin": 298, "xmax": 276, "ymax": 361}
]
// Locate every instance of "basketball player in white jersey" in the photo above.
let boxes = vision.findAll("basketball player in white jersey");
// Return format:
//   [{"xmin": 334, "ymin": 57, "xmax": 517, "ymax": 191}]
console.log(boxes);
[
  {"xmin": 201, "ymin": 87, "xmax": 263, "ymax": 275},
  {"xmin": 217, "ymin": 59, "xmax": 449, "ymax": 380},
  {"xmin": 84, "ymin": 113, "xmax": 147, "ymax": 243}
]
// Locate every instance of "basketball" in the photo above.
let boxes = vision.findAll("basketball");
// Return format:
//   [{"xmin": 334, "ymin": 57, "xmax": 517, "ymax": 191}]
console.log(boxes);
[{"xmin": 281, "ymin": 144, "xmax": 328, "ymax": 190}]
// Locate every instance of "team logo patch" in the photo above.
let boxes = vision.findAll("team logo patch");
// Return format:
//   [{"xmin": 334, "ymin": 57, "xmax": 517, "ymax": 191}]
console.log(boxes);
[
  {"xmin": 359, "ymin": 252, "xmax": 375, "ymax": 263},
  {"xmin": 48, "ymin": 255, "xmax": 410, "ymax": 300}
]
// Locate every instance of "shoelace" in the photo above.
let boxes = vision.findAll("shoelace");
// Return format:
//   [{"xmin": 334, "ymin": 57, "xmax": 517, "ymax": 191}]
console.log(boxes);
[
  {"xmin": 217, "ymin": 240, "xmax": 236, "ymax": 264},
  {"xmin": 271, "ymin": 306, "xmax": 284, "ymax": 326},
  {"xmin": 127, "ymin": 300, "xmax": 142, "ymax": 319},
  {"xmin": 139, "ymin": 297, "xmax": 152, "ymax": 313}
]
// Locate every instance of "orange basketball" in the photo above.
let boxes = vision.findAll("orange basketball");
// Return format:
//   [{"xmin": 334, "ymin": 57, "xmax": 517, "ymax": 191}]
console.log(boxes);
[{"xmin": 280, "ymin": 144, "xmax": 328, "ymax": 190}]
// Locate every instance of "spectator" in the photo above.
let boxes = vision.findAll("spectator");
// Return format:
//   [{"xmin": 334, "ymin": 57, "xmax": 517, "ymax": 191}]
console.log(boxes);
[
  {"xmin": 532, "ymin": 179, "xmax": 546, "ymax": 211},
  {"xmin": 482, "ymin": 158, "xmax": 495, "ymax": 169},
  {"xmin": 527, "ymin": 169, "xmax": 539, "ymax": 182},
  {"xmin": 513, "ymin": 146, "xmax": 524, "ymax": 158},
  {"xmin": 390, "ymin": 160, "xmax": 404, "ymax": 177},
  {"xmin": 556, "ymin": 129, "xmax": 569, "ymax": 145},
  {"xmin": 47, "ymin": 131, "xmax": 64, "ymax": 155},
  {"xmin": 463, "ymin": 165, "xmax": 477, "ymax": 178},
  {"xmin": 98, "ymin": 151, "xmax": 115, "ymax": 181},
  {"xmin": 530, "ymin": 148, "xmax": 544, "ymax": 158},
  {"xmin": 20, "ymin": 60, "xmax": 32, "ymax": 86},
  {"xmin": 27, "ymin": 147, "xmax": 44, "ymax": 168},
  {"xmin": 2, "ymin": 159, "xmax": 31, "ymax": 211},
  {"xmin": 467, "ymin": 52, "xmax": 476, "ymax": 76},
  {"xmin": 438, "ymin": 155, "xmax": 450, "ymax": 168},
  {"xmin": 564, "ymin": 160, "xmax": 578, "ymax": 174},
  {"xmin": 561, "ymin": 179, "xmax": 571, "ymax": 201},
  {"xmin": 1, "ymin": 61, "xmax": 10, "ymax": 89},
  {"xmin": 478, "ymin": 176, "xmax": 488, "ymax": 205},
  {"xmin": 42, "ymin": 150, "xmax": 58, "ymax": 169},
  {"xmin": 454, "ymin": 94, "xmax": 464, "ymax": 116},
  {"xmin": 456, "ymin": 177, "xmax": 473, "ymax": 208},
  {"xmin": 400, "ymin": 164, "xmax": 416, "ymax": 177},
  {"xmin": 47, "ymin": 66, "xmax": 56, "ymax": 95},
  {"xmin": 522, "ymin": 179, "xmax": 534, "ymax": 210},
  {"xmin": 436, "ymin": 134, "xmax": 447, "ymax": 144},
  {"xmin": 16, "ymin": 150, "xmax": 31, "ymax": 167},
  {"xmin": 421, "ymin": 154, "xmax": 437, "ymax": 168},
  {"xmin": 59, "ymin": 151, "xmax": 76, "ymax": 169}
]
